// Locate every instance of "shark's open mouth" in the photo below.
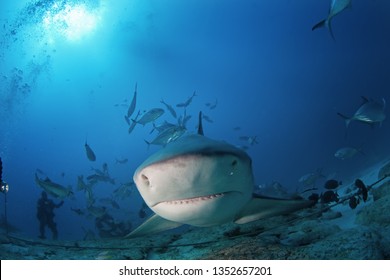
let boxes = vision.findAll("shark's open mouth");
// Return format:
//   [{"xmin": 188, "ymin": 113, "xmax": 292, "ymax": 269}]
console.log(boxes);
[{"xmin": 153, "ymin": 192, "xmax": 228, "ymax": 207}]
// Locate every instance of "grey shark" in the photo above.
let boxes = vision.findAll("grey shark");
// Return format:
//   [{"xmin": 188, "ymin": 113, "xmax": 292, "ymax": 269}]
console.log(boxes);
[{"xmin": 126, "ymin": 114, "xmax": 315, "ymax": 238}]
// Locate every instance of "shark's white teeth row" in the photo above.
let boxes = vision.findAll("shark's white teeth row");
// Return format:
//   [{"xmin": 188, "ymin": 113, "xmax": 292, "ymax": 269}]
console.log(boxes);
[{"xmin": 163, "ymin": 193, "xmax": 224, "ymax": 205}]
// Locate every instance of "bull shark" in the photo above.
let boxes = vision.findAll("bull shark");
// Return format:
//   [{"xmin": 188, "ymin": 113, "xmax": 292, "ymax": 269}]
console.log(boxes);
[
  {"xmin": 312, "ymin": 0, "xmax": 352, "ymax": 40},
  {"xmin": 126, "ymin": 113, "xmax": 315, "ymax": 238}
]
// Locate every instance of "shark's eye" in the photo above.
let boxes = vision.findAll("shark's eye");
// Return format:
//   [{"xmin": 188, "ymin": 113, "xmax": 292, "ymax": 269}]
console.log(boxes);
[
  {"xmin": 231, "ymin": 160, "xmax": 237, "ymax": 167},
  {"xmin": 141, "ymin": 174, "xmax": 150, "ymax": 187}
]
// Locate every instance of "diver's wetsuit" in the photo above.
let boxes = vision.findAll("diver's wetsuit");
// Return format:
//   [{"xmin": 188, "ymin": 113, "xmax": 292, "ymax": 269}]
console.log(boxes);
[{"xmin": 36, "ymin": 192, "xmax": 63, "ymax": 240}]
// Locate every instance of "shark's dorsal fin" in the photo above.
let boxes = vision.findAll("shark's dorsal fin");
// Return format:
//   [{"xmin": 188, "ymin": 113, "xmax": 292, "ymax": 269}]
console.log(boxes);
[
  {"xmin": 234, "ymin": 196, "xmax": 315, "ymax": 224},
  {"xmin": 125, "ymin": 214, "xmax": 183, "ymax": 238},
  {"xmin": 198, "ymin": 111, "xmax": 204, "ymax": 135}
]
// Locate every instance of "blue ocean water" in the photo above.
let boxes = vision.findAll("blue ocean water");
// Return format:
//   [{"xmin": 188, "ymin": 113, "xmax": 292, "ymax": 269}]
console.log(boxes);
[{"xmin": 0, "ymin": 0, "xmax": 389, "ymax": 242}]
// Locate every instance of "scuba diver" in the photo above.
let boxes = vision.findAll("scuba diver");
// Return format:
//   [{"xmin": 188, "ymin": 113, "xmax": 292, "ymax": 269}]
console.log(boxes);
[
  {"xmin": 36, "ymin": 191, "xmax": 64, "ymax": 240},
  {"xmin": 0, "ymin": 157, "xmax": 8, "ymax": 194},
  {"xmin": 1, "ymin": 157, "xmax": 10, "ymax": 236}
]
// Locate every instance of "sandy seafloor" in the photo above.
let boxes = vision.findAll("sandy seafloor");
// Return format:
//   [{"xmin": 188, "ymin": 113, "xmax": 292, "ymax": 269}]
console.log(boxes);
[{"xmin": 1, "ymin": 158, "xmax": 390, "ymax": 260}]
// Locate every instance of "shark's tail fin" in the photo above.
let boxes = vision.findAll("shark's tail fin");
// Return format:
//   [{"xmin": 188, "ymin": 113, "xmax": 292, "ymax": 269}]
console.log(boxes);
[{"xmin": 312, "ymin": 18, "xmax": 335, "ymax": 41}]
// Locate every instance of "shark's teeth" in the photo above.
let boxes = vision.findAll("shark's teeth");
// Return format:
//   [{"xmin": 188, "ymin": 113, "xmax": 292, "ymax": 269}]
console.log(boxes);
[{"xmin": 163, "ymin": 193, "xmax": 224, "ymax": 205}]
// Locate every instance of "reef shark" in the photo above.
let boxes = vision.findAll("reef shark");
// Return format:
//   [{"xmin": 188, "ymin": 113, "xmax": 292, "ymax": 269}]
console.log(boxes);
[{"xmin": 126, "ymin": 113, "xmax": 315, "ymax": 238}]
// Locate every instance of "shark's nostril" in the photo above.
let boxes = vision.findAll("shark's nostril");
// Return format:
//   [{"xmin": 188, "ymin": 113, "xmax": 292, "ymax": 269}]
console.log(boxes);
[{"xmin": 141, "ymin": 174, "xmax": 150, "ymax": 186}]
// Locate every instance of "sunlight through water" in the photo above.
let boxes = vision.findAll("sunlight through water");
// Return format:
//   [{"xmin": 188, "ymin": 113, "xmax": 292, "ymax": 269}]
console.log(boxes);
[{"xmin": 42, "ymin": 2, "xmax": 100, "ymax": 43}]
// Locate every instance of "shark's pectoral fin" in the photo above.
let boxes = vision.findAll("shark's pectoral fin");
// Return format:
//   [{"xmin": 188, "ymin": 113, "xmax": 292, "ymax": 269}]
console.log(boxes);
[
  {"xmin": 125, "ymin": 214, "xmax": 183, "ymax": 238},
  {"xmin": 234, "ymin": 196, "xmax": 315, "ymax": 224}
]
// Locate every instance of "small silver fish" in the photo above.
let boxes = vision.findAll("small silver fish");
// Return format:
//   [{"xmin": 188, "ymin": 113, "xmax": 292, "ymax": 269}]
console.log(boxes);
[
  {"xmin": 239, "ymin": 136, "xmax": 259, "ymax": 145},
  {"xmin": 334, "ymin": 147, "xmax": 364, "ymax": 160},
  {"xmin": 77, "ymin": 175, "xmax": 89, "ymax": 191},
  {"xmin": 176, "ymin": 91, "xmax": 197, "ymax": 108},
  {"xmin": 299, "ymin": 169, "xmax": 325, "ymax": 187},
  {"xmin": 87, "ymin": 174, "xmax": 115, "ymax": 185},
  {"xmin": 116, "ymin": 158, "xmax": 128, "ymax": 164},
  {"xmin": 161, "ymin": 99, "xmax": 177, "ymax": 118},
  {"xmin": 113, "ymin": 182, "xmax": 134, "ymax": 200},
  {"xmin": 145, "ymin": 125, "xmax": 186, "ymax": 147},
  {"xmin": 128, "ymin": 110, "xmax": 141, "ymax": 134},
  {"xmin": 150, "ymin": 121, "xmax": 176, "ymax": 134},
  {"xmin": 202, "ymin": 114, "xmax": 213, "ymax": 123},
  {"xmin": 135, "ymin": 108, "xmax": 165, "ymax": 126},
  {"xmin": 209, "ymin": 99, "xmax": 218, "ymax": 110},
  {"xmin": 338, "ymin": 97, "xmax": 386, "ymax": 127},
  {"xmin": 87, "ymin": 205, "xmax": 106, "ymax": 218},
  {"xmin": 85, "ymin": 186, "xmax": 95, "ymax": 207}
]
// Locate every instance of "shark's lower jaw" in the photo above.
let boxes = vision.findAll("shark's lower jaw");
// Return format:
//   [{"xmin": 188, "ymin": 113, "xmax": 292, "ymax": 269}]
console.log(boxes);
[
  {"xmin": 151, "ymin": 191, "xmax": 250, "ymax": 227},
  {"xmin": 153, "ymin": 192, "xmax": 226, "ymax": 207}
]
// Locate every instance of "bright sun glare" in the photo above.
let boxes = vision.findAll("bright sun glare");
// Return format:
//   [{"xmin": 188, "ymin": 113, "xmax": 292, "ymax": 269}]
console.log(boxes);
[{"xmin": 43, "ymin": 3, "xmax": 99, "ymax": 42}]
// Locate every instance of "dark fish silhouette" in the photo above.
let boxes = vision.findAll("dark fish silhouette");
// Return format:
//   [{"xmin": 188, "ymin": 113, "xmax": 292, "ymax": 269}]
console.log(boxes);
[
  {"xmin": 127, "ymin": 83, "xmax": 137, "ymax": 118},
  {"xmin": 161, "ymin": 99, "xmax": 177, "ymax": 118},
  {"xmin": 176, "ymin": 91, "xmax": 197, "ymax": 108},
  {"xmin": 324, "ymin": 179, "xmax": 342, "ymax": 190},
  {"xmin": 349, "ymin": 196, "xmax": 359, "ymax": 209},
  {"xmin": 355, "ymin": 179, "xmax": 368, "ymax": 202},
  {"xmin": 85, "ymin": 141, "xmax": 96, "ymax": 161},
  {"xmin": 320, "ymin": 190, "xmax": 339, "ymax": 203}
]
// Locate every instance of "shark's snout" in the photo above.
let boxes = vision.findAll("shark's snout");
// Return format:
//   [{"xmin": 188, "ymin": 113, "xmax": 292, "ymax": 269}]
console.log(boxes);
[{"xmin": 133, "ymin": 152, "xmax": 254, "ymax": 226}]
